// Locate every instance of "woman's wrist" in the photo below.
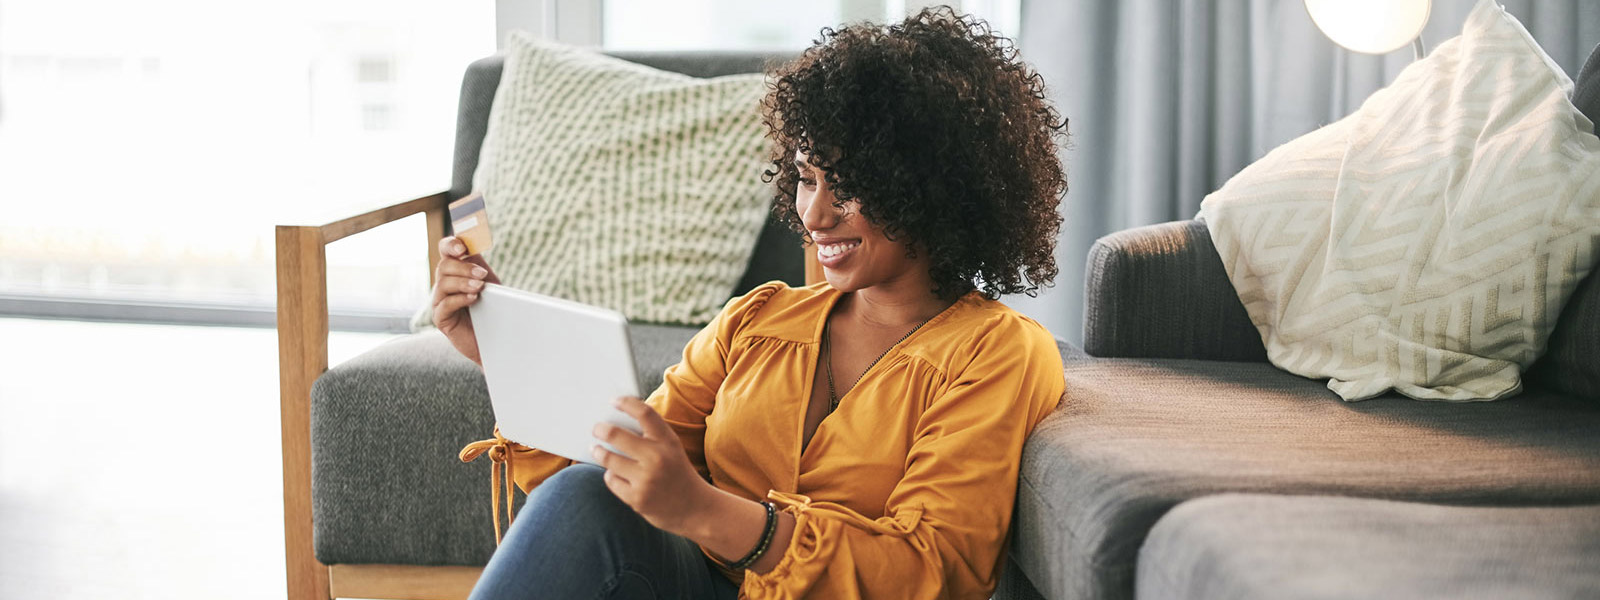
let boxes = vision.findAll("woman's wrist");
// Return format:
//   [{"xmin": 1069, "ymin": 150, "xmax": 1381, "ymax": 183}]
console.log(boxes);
[{"xmin": 682, "ymin": 484, "xmax": 789, "ymax": 570}]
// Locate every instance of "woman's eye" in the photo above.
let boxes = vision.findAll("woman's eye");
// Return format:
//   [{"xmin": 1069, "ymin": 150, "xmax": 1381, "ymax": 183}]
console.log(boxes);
[{"xmin": 799, "ymin": 178, "xmax": 816, "ymax": 188}]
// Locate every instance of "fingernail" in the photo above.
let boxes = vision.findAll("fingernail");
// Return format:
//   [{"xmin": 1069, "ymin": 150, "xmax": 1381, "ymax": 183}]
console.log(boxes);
[
  {"xmin": 472, "ymin": 267, "xmax": 487, "ymax": 278},
  {"xmin": 454, "ymin": 244, "xmax": 466, "ymax": 254},
  {"xmin": 590, "ymin": 445, "xmax": 604, "ymax": 460},
  {"xmin": 612, "ymin": 397, "xmax": 625, "ymax": 408},
  {"xmin": 468, "ymin": 279, "xmax": 483, "ymax": 289},
  {"xmin": 466, "ymin": 293, "xmax": 478, "ymax": 301}
]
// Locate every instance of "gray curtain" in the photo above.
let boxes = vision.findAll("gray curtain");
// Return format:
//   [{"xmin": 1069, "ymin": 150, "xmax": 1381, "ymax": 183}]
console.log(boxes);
[{"xmin": 1006, "ymin": 0, "xmax": 1600, "ymax": 344}]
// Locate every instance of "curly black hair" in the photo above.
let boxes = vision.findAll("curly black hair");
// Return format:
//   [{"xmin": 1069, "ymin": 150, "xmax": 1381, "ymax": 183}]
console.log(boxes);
[{"xmin": 762, "ymin": 6, "xmax": 1067, "ymax": 301}]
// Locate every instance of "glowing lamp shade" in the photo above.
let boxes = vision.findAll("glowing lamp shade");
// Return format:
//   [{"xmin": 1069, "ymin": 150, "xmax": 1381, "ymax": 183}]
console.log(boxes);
[{"xmin": 1305, "ymin": 0, "xmax": 1432, "ymax": 54}]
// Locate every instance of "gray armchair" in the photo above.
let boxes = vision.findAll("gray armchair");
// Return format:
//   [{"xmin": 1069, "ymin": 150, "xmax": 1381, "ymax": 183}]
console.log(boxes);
[{"xmin": 276, "ymin": 51, "xmax": 803, "ymax": 600}]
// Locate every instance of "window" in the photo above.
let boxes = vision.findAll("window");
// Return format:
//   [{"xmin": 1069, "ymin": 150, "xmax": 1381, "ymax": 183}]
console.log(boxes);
[
  {"xmin": 601, "ymin": 0, "xmax": 1021, "ymax": 52},
  {"xmin": 0, "ymin": 0, "xmax": 496, "ymax": 329},
  {"xmin": 2, "ymin": 0, "xmax": 1018, "ymax": 329}
]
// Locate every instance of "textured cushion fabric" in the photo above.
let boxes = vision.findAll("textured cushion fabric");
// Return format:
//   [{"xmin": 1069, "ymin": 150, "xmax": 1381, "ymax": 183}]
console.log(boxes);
[
  {"xmin": 473, "ymin": 33, "xmax": 773, "ymax": 325},
  {"xmin": 1056, "ymin": 338, "xmax": 1091, "ymax": 362},
  {"xmin": 451, "ymin": 53, "xmax": 791, "ymax": 203},
  {"xmin": 311, "ymin": 324, "xmax": 698, "ymax": 565},
  {"xmin": 1200, "ymin": 0, "xmax": 1600, "ymax": 401},
  {"xmin": 1084, "ymin": 220, "xmax": 1266, "ymax": 362},
  {"xmin": 1525, "ymin": 271, "xmax": 1600, "ymax": 399},
  {"xmin": 1137, "ymin": 495, "xmax": 1600, "ymax": 600},
  {"xmin": 995, "ymin": 556, "xmax": 1049, "ymax": 600},
  {"xmin": 437, "ymin": 52, "xmax": 805, "ymax": 335},
  {"xmin": 1007, "ymin": 358, "xmax": 1600, "ymax": 600}
]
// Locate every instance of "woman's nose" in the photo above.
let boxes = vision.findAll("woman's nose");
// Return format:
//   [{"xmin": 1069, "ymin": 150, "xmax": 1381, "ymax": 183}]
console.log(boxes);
[{"xmin": 800, "ymin": 188, "xmax": 837, "ymax": 231}]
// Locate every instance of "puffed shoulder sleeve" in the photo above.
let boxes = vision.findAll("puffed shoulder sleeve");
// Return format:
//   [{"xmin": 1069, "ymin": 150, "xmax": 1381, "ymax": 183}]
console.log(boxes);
[
  {"xmin": 645, "ymin": 281, "xmax": 784, "ymax": 481},
  {"xmin": 742, "ymin": 314, "xmax": 1066, "ymax": 600}
]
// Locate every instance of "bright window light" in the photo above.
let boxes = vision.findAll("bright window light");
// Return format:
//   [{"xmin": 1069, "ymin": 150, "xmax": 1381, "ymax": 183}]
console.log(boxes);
[{"xmin": 0, "ymin": 0, "xmax": 495, "ymax": 319}]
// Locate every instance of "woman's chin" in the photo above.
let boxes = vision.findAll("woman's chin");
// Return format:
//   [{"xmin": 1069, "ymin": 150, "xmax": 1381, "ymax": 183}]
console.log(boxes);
[{"xmin": 821, "ymin": 270, "xmax": 861, "ymax": 292}]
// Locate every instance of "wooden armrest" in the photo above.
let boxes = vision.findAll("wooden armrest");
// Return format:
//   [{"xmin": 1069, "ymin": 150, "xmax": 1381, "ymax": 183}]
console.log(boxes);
[
  {"xmin": 278, "ymin": 190, "xmax": 452, "ymax": 273},
  {"xmin": 274, "ymin": 189, "xmax": 450, "ymax": 600}
]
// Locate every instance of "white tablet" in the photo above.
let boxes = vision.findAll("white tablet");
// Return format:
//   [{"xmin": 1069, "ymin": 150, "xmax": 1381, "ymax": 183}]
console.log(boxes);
[{"xmin": 468, "ymin": 283, "xmax": 642, "ymax": 464}]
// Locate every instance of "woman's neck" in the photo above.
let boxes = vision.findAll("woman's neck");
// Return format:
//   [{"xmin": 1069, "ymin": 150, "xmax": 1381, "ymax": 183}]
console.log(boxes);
[{"xmin": 843, "ymin": 275, "xmax": 957, "ymax": 330}]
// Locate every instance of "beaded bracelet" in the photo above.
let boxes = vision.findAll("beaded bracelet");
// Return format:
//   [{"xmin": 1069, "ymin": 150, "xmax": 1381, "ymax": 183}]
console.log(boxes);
[{"xmin": 728, "ymin": 500, "xmax": 779, "ymax": 571}]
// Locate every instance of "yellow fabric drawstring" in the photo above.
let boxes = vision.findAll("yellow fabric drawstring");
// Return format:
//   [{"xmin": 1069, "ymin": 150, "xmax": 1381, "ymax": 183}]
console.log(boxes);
[{"xmin": 458, "ymin": 429, "xmax": 518, "ymax": 545}]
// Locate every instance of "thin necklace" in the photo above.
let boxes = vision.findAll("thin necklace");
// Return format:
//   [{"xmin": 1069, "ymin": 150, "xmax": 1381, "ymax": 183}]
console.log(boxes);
[{"xmin": 824, "ymin": 315, "xmax": 933, "ymax": 413}]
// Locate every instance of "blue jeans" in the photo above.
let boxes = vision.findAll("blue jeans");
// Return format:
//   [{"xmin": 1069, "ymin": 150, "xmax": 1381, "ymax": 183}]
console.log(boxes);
[{"xmin": 469, "ymin": 464, "xmax": 742, "ymax": 600}]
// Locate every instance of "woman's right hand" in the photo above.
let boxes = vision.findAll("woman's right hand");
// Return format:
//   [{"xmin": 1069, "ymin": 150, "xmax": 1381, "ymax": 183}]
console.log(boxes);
[{"xmin": 432, "ymin": 235, "xmax": 501, "ymax": 366}]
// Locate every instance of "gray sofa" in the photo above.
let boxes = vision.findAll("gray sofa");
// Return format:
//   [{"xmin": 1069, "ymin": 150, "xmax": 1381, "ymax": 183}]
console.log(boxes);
[{"xmin": 995, "ymin": 42, "xmax": 1600, "ymax": 600}]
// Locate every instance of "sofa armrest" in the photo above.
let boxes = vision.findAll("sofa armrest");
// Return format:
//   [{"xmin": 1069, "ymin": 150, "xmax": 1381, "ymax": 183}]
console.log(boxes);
[
  {"xmin": 1082, "ymin": 220, "xmax": 1266, "ymax": 362},
  {"xmin": 276, "ymin": 190, "xmax": 451, "ymax": 600},
  {"xmin": 1057, "ymin": 338, "xmax": 1091, "ymax": 363}
]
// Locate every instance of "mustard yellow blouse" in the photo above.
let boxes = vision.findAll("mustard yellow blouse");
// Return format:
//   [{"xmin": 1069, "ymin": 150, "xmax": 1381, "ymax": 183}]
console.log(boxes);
[{"xmin": 461, "ymin": 281, "xmax": 1065, "ymax": 599}]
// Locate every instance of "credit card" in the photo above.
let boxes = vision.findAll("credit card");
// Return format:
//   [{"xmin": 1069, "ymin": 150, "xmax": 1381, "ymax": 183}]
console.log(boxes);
[{"xmin": 449, "ymin": 192, "xmax": 494, "ymax": 256}]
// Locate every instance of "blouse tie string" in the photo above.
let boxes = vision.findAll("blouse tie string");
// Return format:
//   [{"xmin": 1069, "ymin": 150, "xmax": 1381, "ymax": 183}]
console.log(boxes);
[{"xmin": 458, "ymin": 428, "xmax": 518, "ymax": 545}]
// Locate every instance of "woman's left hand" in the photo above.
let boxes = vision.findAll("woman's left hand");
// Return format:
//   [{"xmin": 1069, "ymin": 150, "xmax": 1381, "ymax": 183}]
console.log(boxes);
[{"xmin": 591, "ymin": 397, "xmax": 713, "ymax": 535}]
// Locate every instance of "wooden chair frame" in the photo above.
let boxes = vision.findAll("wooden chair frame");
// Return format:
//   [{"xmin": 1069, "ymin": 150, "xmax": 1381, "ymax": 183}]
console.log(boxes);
[{"xmin": 276, "ymin": 191, "xmax": 821, "ymax": 600}]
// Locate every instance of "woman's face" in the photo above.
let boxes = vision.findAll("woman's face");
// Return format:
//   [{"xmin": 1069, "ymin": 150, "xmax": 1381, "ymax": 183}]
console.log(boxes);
[{"xmin": 794, "ymin": 150, "xmax": 929, "ymax": 293}]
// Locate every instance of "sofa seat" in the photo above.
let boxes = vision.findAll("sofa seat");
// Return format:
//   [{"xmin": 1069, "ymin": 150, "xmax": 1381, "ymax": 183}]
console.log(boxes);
[
  {"xmin": 1008, "ymin": 358, "xmax": 1600, "ymax": 600},
  {"xmin": 309, "ymin": 324, "xmax": 699, "ymax": 566},
  {"xmin": 1137, "ymin": 494, "xmax": 1600, "ymax": 599}
]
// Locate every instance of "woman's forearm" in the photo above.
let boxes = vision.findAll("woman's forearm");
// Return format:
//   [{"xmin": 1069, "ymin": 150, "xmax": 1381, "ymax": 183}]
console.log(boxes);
[{"xmin": 686, "ymin": 484, "xmax": 796, "ymax": 574}]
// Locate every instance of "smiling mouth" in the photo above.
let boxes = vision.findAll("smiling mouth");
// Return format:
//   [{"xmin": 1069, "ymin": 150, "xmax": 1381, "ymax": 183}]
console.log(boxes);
[{"xmin": 817, "ymin": 240, "xmax": 861, "ymax": 259}]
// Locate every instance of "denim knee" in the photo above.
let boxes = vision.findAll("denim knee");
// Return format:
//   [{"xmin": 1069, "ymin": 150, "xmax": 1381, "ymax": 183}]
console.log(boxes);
[
  {"xmin": 526, "ymin": 464, "xmax": 609, "ymax": 507},
  {"xmin": 509, "ymin": 464, "xmax": 639, "ymax": 544},
  {"xmin": 474, "ymin": 464, "xmax": 734, "ymax": 600}
]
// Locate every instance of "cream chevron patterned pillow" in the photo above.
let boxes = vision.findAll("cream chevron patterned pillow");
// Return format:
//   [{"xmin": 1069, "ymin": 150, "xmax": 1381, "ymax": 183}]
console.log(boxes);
[
  {"xmin": 1200, "ymin": 0, "xmax": 1600, "ymax": 402},
  {"xmin": 468, "ymin": 33, "xmax": 771, "ymax": 325}
]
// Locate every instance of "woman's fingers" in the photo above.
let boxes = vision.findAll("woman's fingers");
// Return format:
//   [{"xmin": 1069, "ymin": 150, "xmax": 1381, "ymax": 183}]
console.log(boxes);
[
  {"xmin": 593, "ymin": 422, "xmax": 649, "ymax": 463},
  {"xmin": 461, "ymin": 254, "xmax": 502, "ymax": 284},
  {"xmin": 431, "ymin": 252, "xmax": 491, "ymax": 307},
  {"xmin": 438, "ymin": 235, "xmax": 501, "ymax": 282},
  {"xmin": 612, "ymin": 397, "xmax": 674, "ymax": 441},
  {"xmin": 438, "ymin": 235, "xmax": 468, "ymax": 259},
  {"xmin": 591, "ymin": 440, "xmax": 640, "ymax": 477},
  {"xmin": 434, "ymin": 255, "xmax": 488, "ymax": 285},
  {"xmin": 438, "ymin": 274, "xmax": 487, "ymax": 296},
  {"xmin": 602, "ymin": 468, "xmax": 632, "ymax": 499},
  {"xmin": 433, "ymin": 291, "xmax": 479, "ymax": 323}
]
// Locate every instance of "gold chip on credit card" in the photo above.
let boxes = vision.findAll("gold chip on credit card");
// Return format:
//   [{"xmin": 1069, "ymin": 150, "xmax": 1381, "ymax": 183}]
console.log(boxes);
[{"xmin": 449, "ymin": 192, "xmax": 493, "ymax": 256}]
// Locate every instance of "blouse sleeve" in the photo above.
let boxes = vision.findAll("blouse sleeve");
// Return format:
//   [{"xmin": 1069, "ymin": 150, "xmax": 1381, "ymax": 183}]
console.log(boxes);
[
  {"xmin": 481, "ymin": 281, "xmax": 784, "ymax": 493},
  {"xmin": 741, "ymin": 314, "xmax": 1066, "ymax": 600},
  {"xmin": 644, "ymin": 281, "xmax": 782, "ymax": 481}
]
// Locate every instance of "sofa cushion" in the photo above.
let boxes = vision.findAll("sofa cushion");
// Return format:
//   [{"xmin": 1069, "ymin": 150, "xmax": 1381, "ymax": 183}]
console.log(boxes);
[
  {"xmin": 1137, "ymin": 494, "xmax": 1600, "ymax": 600},
  {"xmin": 472, "ymin": 33, "xmax": 773, "ymax": 325},
  {"xmin": 1200, "ymin": 0, "xmax": 1600, "ymax": 402},
  {"xmin": 447, "ymin": 52, "xmax": 805, "ymax": 311},
  {"xmin": 310, "ymin": 324, "xmax": 698, "ymax": 565},
  {"xmin": 1008, "ymin": 358, "xmax": 1600, "ymax": 600}
]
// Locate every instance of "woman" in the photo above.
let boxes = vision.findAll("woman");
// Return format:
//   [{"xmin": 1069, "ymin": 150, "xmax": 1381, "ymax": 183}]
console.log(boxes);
[{"xmin": 437, "ymin": 7, "xmax": 1067, "ymax": 599}]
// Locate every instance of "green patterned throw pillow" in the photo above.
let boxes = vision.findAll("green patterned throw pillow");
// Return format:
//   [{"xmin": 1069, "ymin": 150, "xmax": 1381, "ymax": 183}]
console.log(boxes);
[{"xmin": 447, "ymin": 33, "xmax": 772, "ymax": 326}]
